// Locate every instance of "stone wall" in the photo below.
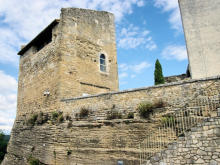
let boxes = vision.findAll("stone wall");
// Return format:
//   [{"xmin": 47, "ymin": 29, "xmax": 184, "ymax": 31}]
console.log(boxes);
[
  {"xmin": 179, "ymin": 0, "xmax": 220, "ymax": 79},
  {"xmin": 146, "ymin": 116, "xmax": 220, "ymax": 165},
  {"xmin": 58, "ymin": 8, "xmax": 119, "ymax": 99},
  {"xmin": 164, "ymin": 74, "xmax": 190, "ymax": 83},
  {"xmin": 60, "ymin": 77, "xmax": 220, "ymax": 121},
  {"xmin": 16, "ymin": 23, "xmax": 62, "ymax": 117},
  {"xmin": 3, "ymin": 77, "xmax": 219, "ymax": 165},
  {"xmin": 16, "ymin": 8, "xmax": 119, "ymax": 117}
]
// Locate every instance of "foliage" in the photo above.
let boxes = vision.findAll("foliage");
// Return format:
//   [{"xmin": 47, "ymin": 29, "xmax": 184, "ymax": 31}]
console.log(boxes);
[
  {"xmin": 0, "ymin": 131, "xmax": 9, "ymax": 163},
  {"xmin": 79, "ymin": 107, "xmax": 89, "ymax": 118},
  {"xmin": 57, "ymin": 115, "xmax": 64, "ymax": 123},
  {"xmin": 52, "ymin": 112, "xmax": 59, "ymax": 120},
  {"xmin": 27, "ymin": 112, "xmax": 49, "ymax": 126},
  {"xmin": 137, "ymin": 102, "xmax": 153, "ymax": 119},
  {"xmin": 36, "ymin": 112, "xmax": 48, "ymax": 125},
  {"xmin": 154, "ymin": 59, "xmax": 165, "ymax": 85},
  {"xmin": 52, "ymin": 111, "xmax": 64, "ymax": 123},
  {"xmin": 127, "ymin": 112, "xmax": 134, "ymax": 119},
  {"xmin": 106, "ymin": 110, "xmax": 122, "ymax": 120},
  {"xmin": 27, "ymin": 114, "xmax": 38, "ymax": 126},
  {"xmin": 161, "ymin": 116, "xmax": 175, "ymax": 126},
  {"xmin": 28, "ymin": 156, "xmax": 42, "ymax": 165}
]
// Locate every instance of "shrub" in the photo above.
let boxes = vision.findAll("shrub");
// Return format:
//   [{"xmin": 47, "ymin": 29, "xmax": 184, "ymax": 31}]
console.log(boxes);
[
  {"xmin": 28, "ymin": 156, "xmax": 41, "ymax": 165},
  {"xmin": 52, "ymin": 112, "xmax": 59, "ymax": 120},
  {"xmin": 106, "ymin": 110, "xmax": 122, "ymax": 120},
  {"xmin": 161, "ymin": 116, "xmax": 175, "ymax": 126},
  {"xmin": 137, "ymin": 102, "xmax": 153, "ymax": 119},
  {"xmin": 127, "ymin": 112, "xmax": 134, "ymax": 119},
  {"xmin": 51, "ymin": 111, "xmax": 64, "ymax": 124},
  {"xmin": 79, "ymin": 108, "xmax": 89, "ymax": 118},
  {"xmin": 27, "ymin": 114, "xmax": 38, "ymax": 126},
  {"xmin": 57, "ymin": 114, "xmax": 64, "ymax": 123}
]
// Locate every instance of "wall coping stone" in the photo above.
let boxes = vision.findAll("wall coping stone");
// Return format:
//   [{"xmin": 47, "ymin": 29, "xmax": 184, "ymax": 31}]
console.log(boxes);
[{"xmin": 61, "ymin": 76, "xmax": 220, "ymax": 102}]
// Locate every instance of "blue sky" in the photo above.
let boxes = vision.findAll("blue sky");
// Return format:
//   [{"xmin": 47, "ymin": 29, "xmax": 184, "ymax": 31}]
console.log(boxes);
[{"xmin": 0, "ymin": 0, "xmax": 188, "ymax": 133}]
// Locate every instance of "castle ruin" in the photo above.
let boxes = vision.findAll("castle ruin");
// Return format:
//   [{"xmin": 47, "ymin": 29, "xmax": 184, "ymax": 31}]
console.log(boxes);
[{"xmin": 2, "ymin": 0, "xmax": 220, "ymax": 165}]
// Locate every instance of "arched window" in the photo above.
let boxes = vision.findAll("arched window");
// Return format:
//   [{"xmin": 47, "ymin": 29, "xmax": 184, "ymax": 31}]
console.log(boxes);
[{"xmin": 100, "ymin": 54, "xmax": 106, "ymax": 72}]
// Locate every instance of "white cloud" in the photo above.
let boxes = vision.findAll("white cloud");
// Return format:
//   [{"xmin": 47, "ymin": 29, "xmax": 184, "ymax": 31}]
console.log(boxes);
[
  {"xmin": 119, "ymin": 61, "xmax": 151, "ymax": 83},
  {"xmin": 0, "ymin": 28, "xmax": 20, "ymax": 65},
  {"xmin": 154, "ymin": 0, "xmax": 182, "ymax": 32},
  {"xmin": 0, "ymin": 70, "xmax": 17, "ymax": 133},
  {"xmin": 118, "ymin": 24, "xmax": 157, "ymax": 50},
  {"xmin": 131, "ymin": 61, "xmax": 152, "ymax": 73},
  {"xmin": 0, "ymin": 0, "xmax": 145, "ymax": 66},
  {"xmin": 119, "ymin": 72, "xmax": 128, "ymax": 79},
  {"xmin": 119, "ymin": 61, "xmax": 152, "ymax": 74},
  {"xmin": 137, "ymin": 0, "xmax": 145, "ymax": 7},
  {"xmin": 161, "ymin": 45, "xmax": 187, "ymax": 61},
  {"xmin": 118, "ymin": 63, "xmax": 129, "ymax": 72}
]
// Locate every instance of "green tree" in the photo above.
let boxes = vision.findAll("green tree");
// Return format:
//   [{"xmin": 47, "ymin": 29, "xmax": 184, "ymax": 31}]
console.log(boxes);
[
  {"xmin": 154, "ymin": 59, "xmax": 165, "ymax": 85},
  {"xmin": 0, "ymin": 131, "xmax": 8, "ymax": 163}
]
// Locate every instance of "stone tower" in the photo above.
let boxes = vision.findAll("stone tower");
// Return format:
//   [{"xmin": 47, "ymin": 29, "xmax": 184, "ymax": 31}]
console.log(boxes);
[
  {"xmin": 179, "ymin": 0, "xmax": 220, "ymax": 79},
  {"xmin": 17, "ymin": 8, "xmax": 118, "ymax": 116}
]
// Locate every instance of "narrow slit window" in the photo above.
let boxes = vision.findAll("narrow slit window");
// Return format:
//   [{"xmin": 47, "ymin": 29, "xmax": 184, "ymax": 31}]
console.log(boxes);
[{"xmin": 100, "ymin": 54, "xmax": 106, "ymax": 72}]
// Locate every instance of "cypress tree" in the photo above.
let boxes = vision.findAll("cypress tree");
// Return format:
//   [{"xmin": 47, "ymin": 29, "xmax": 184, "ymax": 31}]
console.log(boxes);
[{"xmin": 154, "ymin": 59, "xmax": 165, "ymax": 85}]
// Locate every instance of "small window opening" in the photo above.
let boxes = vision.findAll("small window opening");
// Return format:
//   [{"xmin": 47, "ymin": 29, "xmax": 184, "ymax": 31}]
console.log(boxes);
[{"xmin": 100, "ymin": 54, "xmax": 106, "ymax": 72}]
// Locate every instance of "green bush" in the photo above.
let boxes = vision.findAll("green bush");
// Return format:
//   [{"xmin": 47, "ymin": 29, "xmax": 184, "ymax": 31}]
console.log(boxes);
[
  {"xmin": 161, "ymin": 116, "xmax": 175, "ymax": 126},
  {"xmin": 127, "ymin": 112, "xmax": 134, "ymax": 119},
  {"xmin": 57, "ymin": 115, "xmax": 64, "ymax": 123},
  {"xmin": 52, "ymin": 112, "xmax": 59, "ymax": 120},
  {"xmin": 28, "ymin": 156, "xmax": 41, "ymax": 165},
  {"xmin": 27, "ymin": 114, "xmax": 38, "ymax": 126},
  {"xmin": 51, "ymin": 111, "xmax": 64, "ymax": 123},
  {"xmin": 137, "ymin": 102, "xmax": 153, "ymax": 119},
  {"xmin": 79, "ymin": 108, "xmax": 89, "ymax": 118},
  {"xmin": 106, "ymin": 110, "xmax": 122, "ymax": 120}
]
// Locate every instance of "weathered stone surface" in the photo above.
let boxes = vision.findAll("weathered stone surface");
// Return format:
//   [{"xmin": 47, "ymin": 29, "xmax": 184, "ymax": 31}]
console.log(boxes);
[
  {"xmin": 146, "ymin": 117, "xmax": 220, "ymax": 165},
  {"xmin": 179, "ymin": 0, "xmax": 220, "ymax": 79}
]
